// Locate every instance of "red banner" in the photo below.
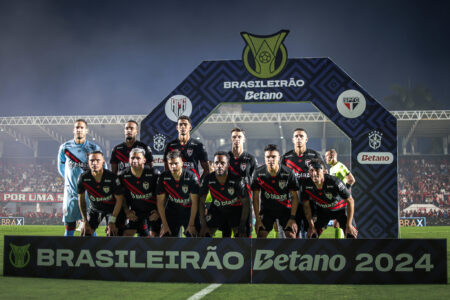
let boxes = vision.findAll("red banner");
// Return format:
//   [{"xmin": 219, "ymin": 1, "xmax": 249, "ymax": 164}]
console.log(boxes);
[{"xmin": 0, "ymin": 193, "xmax": 63, "ymax": 203}]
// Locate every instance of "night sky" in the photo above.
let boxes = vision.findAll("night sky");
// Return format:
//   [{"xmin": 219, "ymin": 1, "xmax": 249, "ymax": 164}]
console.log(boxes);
[{"xmin": 0, "ymin": 0, "xmax": 449, "ymax": 116}]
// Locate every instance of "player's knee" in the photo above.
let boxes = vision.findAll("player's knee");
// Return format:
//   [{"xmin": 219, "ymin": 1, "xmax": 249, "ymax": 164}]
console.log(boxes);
[{"xmin": 65, "ymin": 222, "xmax": 76, "ymax": 231}]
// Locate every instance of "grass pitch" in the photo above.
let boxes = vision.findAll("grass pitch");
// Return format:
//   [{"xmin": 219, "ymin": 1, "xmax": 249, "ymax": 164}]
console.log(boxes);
[{"xmin": 0, "ymin": 225, "xmax": 449, "ymax": 300}]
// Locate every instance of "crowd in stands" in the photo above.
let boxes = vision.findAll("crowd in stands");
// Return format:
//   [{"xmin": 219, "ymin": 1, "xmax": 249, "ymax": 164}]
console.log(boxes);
[
  {"xmin": 0, "ymin": 157, "xmax": 448, "ymax": 225},
  {"xmin": 0, "ymin": 161, "xmax": 63, "ymax": 193}
]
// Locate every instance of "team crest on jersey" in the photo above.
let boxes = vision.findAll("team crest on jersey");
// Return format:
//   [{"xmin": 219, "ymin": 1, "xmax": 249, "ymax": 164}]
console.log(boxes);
[
  {"xmin": 279, "ymin": 180, "xmax": 287, "ymax": 189},
  {"xmin": 368, "ymin": 130, "xmax": 383, "ymax": 150},
  {"xmin": 325, "ymin": 193, "xmax": 333, "ymax": 200},
  {"xmin": 228, "ymin": 187, "xmax": 235, "ymax": 196},
  {"xmin": 153, "ymin": 133, "xmax": 166, "ymax": 152},
  {"xmin": 103, "ymin": 186, "xmax": 110, "ymax": 194},
  {"xmin": 143, "ymin": 181, "xmax": 149, "ymax": 190},
  {"xmin": 186, "ymin": 148, "xmax": 193, "ymax": 157},
  {"xmin": 240, "ymin": 163, "xmax": 247, "ymax": 171},
  {"xmin": 182, "ymin": 185, "xmax": 189, "ymax": 194}
]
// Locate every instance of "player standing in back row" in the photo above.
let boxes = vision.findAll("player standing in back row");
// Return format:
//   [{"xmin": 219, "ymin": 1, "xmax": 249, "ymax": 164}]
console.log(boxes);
[
  {"xmin": 163, "ymin": 116, "xmax": 209, "ymax": 180},
  {"xmin": 57, "ymin": 119, "xmax": 102, "ymax": 236},
  {"xmin": 110, "ymin": 120, "xmax": 154, "ymax": 236},
  {"xmin": 281, "ymin": 128, "xmax": 325, "ymax": 238}
]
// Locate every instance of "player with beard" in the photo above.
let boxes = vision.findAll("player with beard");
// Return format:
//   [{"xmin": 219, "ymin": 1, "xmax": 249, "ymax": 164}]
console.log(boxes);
[
  {"xmin": 302, "ymin": 158, "xmax": 358, "ymax": 239},
  {"xmin": 227, "ymin": 127, "xmax": 256, "ymax": 237},
  {"xmin": 199, "ymin": 151, "xmax": 250, "ymax": 238},
  {"xmin": 77, "ymin": 151, "xmax": 125, "ymax": 236},
  {"xmin": 119, "ymin": 148, "xmax": 161, "ymax": 237},
  {"xmin": 281, "ymin": 128, "xmax": 325, "ymax": 238},
  {"xmin": 110, "ymin": 120, "xmax": 154, "ymax": 236},
  {"xmin": 57, "ymin": 119, "xmax": 102, "ymax": 236},
  {"xmin": 163, "ymin": 116, "xmax": 209, "ymax": 180},
  {"xmin": 252, "ymin": 144, "xmax": 299, "ymax": 238},
  {"xmin": 157, "ymin": 150, "xmax": 200, "ymax": 237}
]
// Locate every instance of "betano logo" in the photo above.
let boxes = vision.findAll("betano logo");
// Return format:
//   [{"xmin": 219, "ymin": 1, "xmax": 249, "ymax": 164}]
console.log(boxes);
[
  {"xmin": 241, "ymin": 30, "xmax": 289, "ymax": 79},
  {"xmin": 9, "ymin": 243, "xmax": 31, "ymax": 268}
]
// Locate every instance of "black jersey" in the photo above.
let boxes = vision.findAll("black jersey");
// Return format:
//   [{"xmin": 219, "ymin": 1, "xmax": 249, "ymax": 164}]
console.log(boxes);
[
  {"xmin": 163, "ymin": 138, "xmax": 208, "ymax": 179},
  {"xmin": 200, "ymin": 172, "xmax": 248, "ymax": 209},
  {"xmin": 110, "ymin": 141, "xmax": 153, "ymax": 173},
  {"xmin": 301, "ymin": 174, "xmax": 351, "ymax": 211},
  {"xmin": 281, "ymin": 149, "xmax": 323, "ymax": 181},
  {"xmin": 156, "ymin": 169, "xmax": 200, "ymax": 208},
  {"xmin": 119, "ymin": 166, "xmax": 160, "ymax": 214},
  {"xmin": 77, "ymin": 169, "xmax": 125, "ymax": 214},
  {"xmin": 228, "ymin": 151, "xmax": 257, "ymax": 180},
  {"xmin": 251, "ymin": 164, "xmax": 299, "ymax": 209}
]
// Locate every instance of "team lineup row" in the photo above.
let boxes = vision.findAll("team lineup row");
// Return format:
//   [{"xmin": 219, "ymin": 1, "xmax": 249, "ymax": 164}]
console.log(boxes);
[{"xmin": 57, "ymin": 116, "xmax": 357, "ymax": 239}]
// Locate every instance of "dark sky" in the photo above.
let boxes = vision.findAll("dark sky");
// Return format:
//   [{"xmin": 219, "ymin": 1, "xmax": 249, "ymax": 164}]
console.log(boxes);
[{"xmin": 0, "ymin": 0, "xmax": 449, "ymax": 116}]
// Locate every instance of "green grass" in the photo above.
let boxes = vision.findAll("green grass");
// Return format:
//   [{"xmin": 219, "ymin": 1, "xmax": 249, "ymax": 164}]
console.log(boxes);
[{"xmin": 0, "ymin": 225, "xmax": 449, "ymax": 300}]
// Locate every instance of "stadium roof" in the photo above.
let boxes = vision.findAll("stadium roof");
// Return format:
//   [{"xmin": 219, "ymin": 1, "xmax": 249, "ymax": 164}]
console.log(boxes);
[{"xmin": 0, "ymin": 110, "xmax": 448, "ymax": 157}]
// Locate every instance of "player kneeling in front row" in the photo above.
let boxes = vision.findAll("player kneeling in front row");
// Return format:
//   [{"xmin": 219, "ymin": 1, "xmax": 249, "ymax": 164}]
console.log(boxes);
[
  {"xmin": 119, "ymin": 148, "xmax": 161, "ymax": 237},
  {"xmin": 302, "ymin": 158, "xmax": 358, "ymax": 238},
  {"xmin": 78, "ymin": 151, "xmax": 125, "ymax": 236},
  {"xmin": 199, "ymin": 151, "xmax": 250, "ymax": 237},
  {"xmin": 252, "ymin": 144, "xmax": 299, "ymax": 238},
  {"xmin": 157, "ymin": 150, "xmax": 200, "ymax": 237}
]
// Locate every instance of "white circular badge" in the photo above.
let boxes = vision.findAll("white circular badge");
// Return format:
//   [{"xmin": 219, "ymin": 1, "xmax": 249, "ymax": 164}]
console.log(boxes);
[
  {"xmin": 336, "ymin": 89, "xmax": 366, "ymax": 118},
  {"xmin": 165, "ymin": 95, "xmax": 192, "ymax": 122}
]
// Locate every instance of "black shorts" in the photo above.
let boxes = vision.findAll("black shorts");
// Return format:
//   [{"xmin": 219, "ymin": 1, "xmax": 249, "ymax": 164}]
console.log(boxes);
[
  {"xmin": 165, "ymin": 205, "xmax": 200, "ymax": 237},
  {"xmin": 314, "ymin": 208, "xmax": 357, "ymax": 237},
  {"xmin": 87, "ymin": 209, "xmax": 126, "ymax": 235},
  {"xmin": 259, "ymin": 203, "xmax": 291, "ymax": 233},
  {"xmin": 127, "ymin": 213, "xmax": 161, "ymax": 233},
  {"xmin": 206, "ymin": 205, "xmax": 242, "ymax": 230}
]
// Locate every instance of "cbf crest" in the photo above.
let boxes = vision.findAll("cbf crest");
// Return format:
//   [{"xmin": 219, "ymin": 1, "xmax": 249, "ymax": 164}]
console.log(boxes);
[
  {"xmin": 153, "ymin": 133, "xmax": 166, "ymax": 152},
  {"xmin": 368, "ymin": 130, "xmax": 383, "ymax": 150}
]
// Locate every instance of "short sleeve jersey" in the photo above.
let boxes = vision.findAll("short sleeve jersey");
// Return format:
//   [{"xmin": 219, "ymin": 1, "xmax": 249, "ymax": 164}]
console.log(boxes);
[
  {"xmin": 281, "ymin": 148, "xmax": 324, "ymax": 182},
  {"xmin": 110, "ymin": 141, "xmax": 153, "ymax": 173},
  {"xmin": 329, "ymin": 162, "xmax": 350, "ymax": 183},
  {"xmin": 228, "ymin": 151, "xmax": 257, "ymax": 182},
  {"xmin": 156, "ymin": 169, "xmax": 200, "ymax": 208},
  {"xmin": 119, "ymin": 166, "xmax": 160, "ymax": 214},
  {"xmin": 200, "ymin": 172, "xmax": 247, "ymax": 210},
  {"xmin": 301, "ymin": 174, "xmax": 351, "ymax": 212},
  {"xmin": 77, "ymin": 169, "xmax": 125, "ymax": 214},
  {"xmin": 251, "ymin": 164, "xmax": 299, "ymax": 209},
  {"xmin": 163, "ymin": 138, "xmax": 208, "ymax": 179},
  {"xmin": 57, "ymin": 139, "xmax": 102, "ymax": 195}
]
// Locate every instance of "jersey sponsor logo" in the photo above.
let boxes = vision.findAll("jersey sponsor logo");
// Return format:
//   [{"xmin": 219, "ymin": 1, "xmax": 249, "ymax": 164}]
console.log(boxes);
[
  {"xmin": 368, "ymin": 130, "xmax": 383, "ymax": 150},
  {"xmin": 153, "ymin": 133, "xmax": 166, "ymax": 152},
  {"xmin": 336, "ymin": 89, "xmax": 366, "ymax": 118},
  {"xmin": 165, "ymin": 95, "xmax": 192, "ymax": 122},
  {"xmin": 241, "ymin": 30, "xmax": 289, "ymax": 79},
  {"xmin": 143, "ymin": 182, "xmax": 149, "ymax": 190},
  {"xmin": 357, "ymin": 152, "xmax": 393, "ymax": 164}
]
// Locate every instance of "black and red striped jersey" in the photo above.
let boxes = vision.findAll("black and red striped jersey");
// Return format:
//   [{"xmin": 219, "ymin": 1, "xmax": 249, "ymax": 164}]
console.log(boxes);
[
  {"xmin": 110, "ymin": 141, "xmax": 153, "ymax": 173},
  {"xmin": 200, "ymin": 172, "xmax": 247, "ymax": 209},
  {"xmin": 228, "ymin": 151, "xmax": 257, "ymax": 180},
  {"xmin": 119, "ymin": 166, "xmax": 160, "ymax": 214},
  {"xmin": 301, "ymin": 174, "xmax": 350, "ymax": 211},
  {"xmin": 281, "ymin": 149, "xmax": 324, "ymax": 181},
  {"xmin": 251, "ymin": 164, "xmax": 299, "ymax": 209},
  {"xmin": 77, "ymin": 169, "xmax": 125, "ymax": 214},
  {"xmin": 163, "ymin": 138, "xmax": 208, "ymax": 179},
  {"xmin": 156, "ymin": 169, "xmax": 200, "ymax": 208}
]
